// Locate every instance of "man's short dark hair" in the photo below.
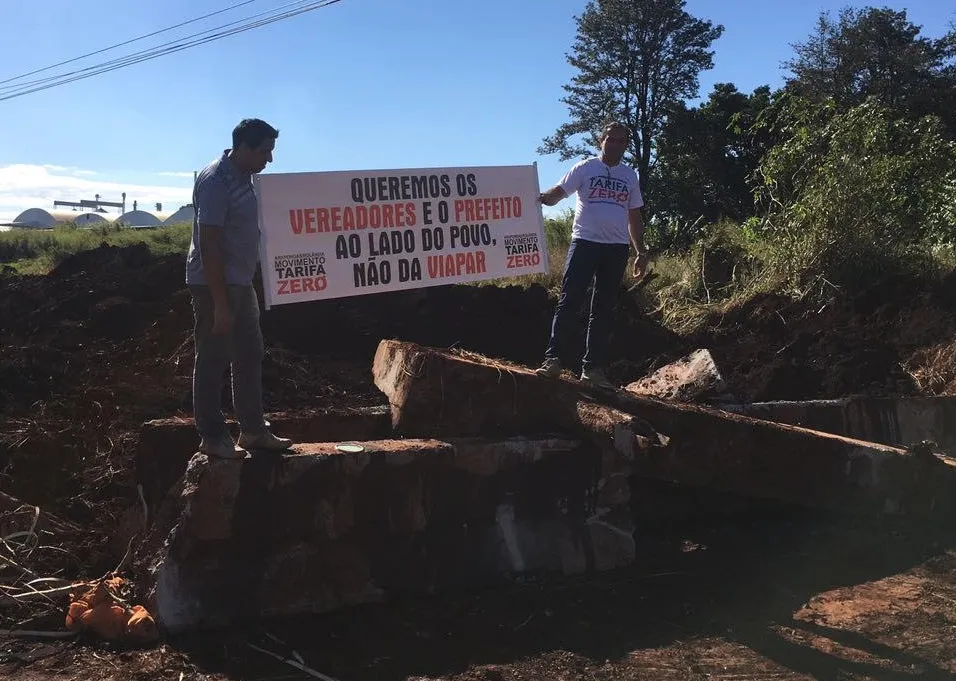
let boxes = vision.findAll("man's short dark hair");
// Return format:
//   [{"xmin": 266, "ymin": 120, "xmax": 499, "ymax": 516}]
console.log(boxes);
[
  {"xmin": 599, "ymin": 121, "xmax": 629, "ymax": 141},
  {"xmin": 232, "ymin": 118, "xmax": 279, "ymax": 150}
]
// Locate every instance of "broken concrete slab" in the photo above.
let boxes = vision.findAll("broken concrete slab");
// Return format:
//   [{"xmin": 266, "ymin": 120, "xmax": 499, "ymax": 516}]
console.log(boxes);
[
  {"xmin": 372, "ymin": 340, "xmax": 667, "ymax": 459},
  {"xmin": 135, "ymin": 405, "xmax": 392, "ymax": 510},
  {"xmin": 625, "ymin": 349, "xmax": 736, "ymax": 403},
  {"xmin": 372, "ymin": 340, "xmax": 956, "ymax": 517},
  {"xmin": 145, "ymin": 436, "xmax": 634, "ymax": 633},
  {"xmin": 591, "ymin": 394, "xmax": 956, "ymax": 518},
  {"xmin": 614, "ymin": 397, "xmax": 956, "ymax": 516},
  {"xmin": 721, "ymin": 396, "xmax": 956, "ymax": 455}
]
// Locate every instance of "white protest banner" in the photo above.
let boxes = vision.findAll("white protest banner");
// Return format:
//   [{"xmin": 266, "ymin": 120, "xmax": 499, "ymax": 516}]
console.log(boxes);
[{"xmin": 254, "ymin": 164, "xmax": 547, "ymax": 307}]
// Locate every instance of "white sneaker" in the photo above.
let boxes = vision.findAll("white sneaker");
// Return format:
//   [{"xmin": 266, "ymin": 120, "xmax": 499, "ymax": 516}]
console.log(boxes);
[
  {"xmin": 198, "ymin": 434, "xmax": 247, "ymax": 460},
  {"xmin": 534, "ymin": 358, "xmax": 562, "ymax": 377},
  {"xmin": 581, "ymin": 368, "xmax": 615, "ymax": 390},
  {"xmin": 237, "ymin": 430, "xmax": 293, "ymax": 451}
]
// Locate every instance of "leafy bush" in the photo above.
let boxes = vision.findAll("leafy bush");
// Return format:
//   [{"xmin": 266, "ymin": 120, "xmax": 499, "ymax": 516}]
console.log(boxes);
[
  {"xmin": 543, "ymin": 208, "xmax": 574, "ymax": 250},
  {"xmin": 753, "ymin": 96, "xmax": 956, "ymax": 293}
]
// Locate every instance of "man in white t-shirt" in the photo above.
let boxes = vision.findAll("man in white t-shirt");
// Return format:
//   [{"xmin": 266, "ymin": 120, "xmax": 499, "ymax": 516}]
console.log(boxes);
[{"xmin": 535, "ymin": 122, "xmax": 649, "ymax": 389}]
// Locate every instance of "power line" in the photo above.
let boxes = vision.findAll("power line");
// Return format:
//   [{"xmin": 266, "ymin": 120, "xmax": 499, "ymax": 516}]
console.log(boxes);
[
  {"xmin": 0, "ymin": 0, "xmax": 342, "ymax": 102},
  {"xmin": 0, "ymin": 0, "xmax": 330, "ymax": 96},
  {"xmin": 0, "ymin": 0, "xmax": 262, "ymax": 88},
  {"xmin": 0, "ymin": 0, "xmax": 318, "ymax": 94}
]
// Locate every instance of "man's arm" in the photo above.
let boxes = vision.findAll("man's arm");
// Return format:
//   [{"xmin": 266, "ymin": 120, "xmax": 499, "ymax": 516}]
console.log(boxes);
[
  {"xmin": 195, "ymin": 178, "xmax": 232, "ymax": 334},
  {"xmin": 538, "ymin": 185, "xmax": 567, "ymax": 207},
  {"xmin": 628, "ymin": 207, "xmax": 649, "ymax": 278},
  {"xmin": 199, "ymin": 225, "xmax": 228, "ymax": 294}
]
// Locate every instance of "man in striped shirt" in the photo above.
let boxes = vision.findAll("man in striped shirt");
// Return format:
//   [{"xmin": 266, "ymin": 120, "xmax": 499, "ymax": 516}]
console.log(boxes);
[{"xmin": 186, "ymin": 118, "xmax": 293, "ymax": 459}]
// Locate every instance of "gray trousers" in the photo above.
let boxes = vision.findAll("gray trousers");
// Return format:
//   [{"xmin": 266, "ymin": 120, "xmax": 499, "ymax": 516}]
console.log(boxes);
[{"xmin": 189, "ymin": 284, "xmax": 266, "ymax": 439}]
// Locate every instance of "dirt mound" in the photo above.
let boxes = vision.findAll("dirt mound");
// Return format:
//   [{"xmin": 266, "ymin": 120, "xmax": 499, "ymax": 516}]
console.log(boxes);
[
  {"xmin": 5, "ymin": 244, "xmax": 956, "ymax": 679},
  {"xmin": 685, "ymin": 274, "xmax": 956, "ymax": 402},
  {"xmin": 3, "ymin": 242, "xmax": 956, "ymax": 581},
  {"xmin": 49, "ymin": 241, "xmax": 154, "ymax": 278},
  {"xmin": 0, "ymin": 245, "xmax": 675, "ymax": 515}
]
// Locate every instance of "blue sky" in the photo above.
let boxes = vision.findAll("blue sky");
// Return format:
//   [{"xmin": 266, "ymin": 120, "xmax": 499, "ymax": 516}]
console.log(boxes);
[{"xmin": 0, "ymin": 0, "xmax": 952, "ymax": 220}]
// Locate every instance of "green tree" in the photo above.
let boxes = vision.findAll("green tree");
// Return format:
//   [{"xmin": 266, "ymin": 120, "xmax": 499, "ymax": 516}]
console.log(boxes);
[
  {"xmin": 785, "ymin": 7, "xmax": 956, "ymax": 133},
  {"xmin": 652, "ymin": 83, "xmax": 774, "ymax": 233},
  {"xmin": 754, "ymin": 95, "xmax": 956, "ymax": 291},
  {"xmin": 539, "ymin": 0, "xmax": 723, "ymax": 199}
]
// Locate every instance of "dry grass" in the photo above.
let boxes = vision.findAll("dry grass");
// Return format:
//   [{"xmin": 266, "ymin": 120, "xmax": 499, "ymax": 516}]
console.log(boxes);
[
  {"xmin": 905, "ymin": 341, "xmax": 956, "ymax": 395},
  {"xmin": 0, "ymin": 385, "xmax": 156, "ymax": 633},
  {"xmin": 639, "ymin": 246, "xmax": 774, "ymax": 336},
  {"xmin": 452, "ymin": 348, "xmax": 528, "ymax": 375},
  {"xmin": 0, "ymin": 491, "xmax": 87, "ymax": 633}
]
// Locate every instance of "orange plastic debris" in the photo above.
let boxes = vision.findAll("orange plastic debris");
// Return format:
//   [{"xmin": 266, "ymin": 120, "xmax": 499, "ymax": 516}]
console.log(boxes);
[
  {"xmin": 125, "ymin": 605, "xmax": 159, "ymax": 643},
  {"xmin": 63, "ymin": 576, "xmax": 159, "ymax": 644},
  {"xmin": 65, "ymin": 601, "xmax": 88, "ymax": 631},
  {"xmin": 84, "ymin": 582, "xmax": 111, "ymax": 608},
  {"xmin": 79, "ymin": 603, "xmax": 128, "ymax": 641}
]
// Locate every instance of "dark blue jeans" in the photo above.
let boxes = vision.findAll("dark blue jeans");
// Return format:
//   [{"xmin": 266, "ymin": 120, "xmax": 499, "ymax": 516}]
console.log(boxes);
[{"xmin": 545, "ymin": 238, "xmax": 630, "ymax": 371}]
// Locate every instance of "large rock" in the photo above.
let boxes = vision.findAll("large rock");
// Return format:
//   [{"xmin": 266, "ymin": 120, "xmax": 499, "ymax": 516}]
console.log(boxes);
[
  {"xmin": 372, "ymin": 340, "xmax": 956, "ymax": 517},
  {"xmin": 625, "ymin": 349, "xmax": 735, "ymax": 403},
  {"xmin": 146, "ymin": 437, "xmax": 634, "ymax": 633}
]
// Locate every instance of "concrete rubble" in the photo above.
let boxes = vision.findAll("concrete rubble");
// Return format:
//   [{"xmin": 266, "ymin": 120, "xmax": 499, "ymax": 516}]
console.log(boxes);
[
  {"xmin": 372, "ymin": 340, "xmax": 956, "ymax": 516},
  {"xmin": 141, "ymin": 339, "xmax": 956, "ymax": 632},
  {"xmin": 625, "ymin": 348, "xmax": 736, "ymax": 404},
  {"xmin": 146, "ymin": 437, "xmax": 634, "ymax": 633}
]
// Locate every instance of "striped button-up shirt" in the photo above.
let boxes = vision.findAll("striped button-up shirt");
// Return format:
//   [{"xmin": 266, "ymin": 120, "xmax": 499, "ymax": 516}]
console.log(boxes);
[{"xmin": 186, "ymin": 150, "xmax": 261, "ymax": 286}]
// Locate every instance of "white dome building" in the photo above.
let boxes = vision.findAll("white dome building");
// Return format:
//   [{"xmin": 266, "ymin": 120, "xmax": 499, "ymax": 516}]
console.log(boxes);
[
  {"xmin": 50, "ymin": 211, "xmax": 111, "ymax": 226},
  {"xmin": 116, "ymin": 210, "xmax": 163, "ymax": 228},
  {"xmin": 164, "ymin": 204, "xmax": 195, "ymax": 225},
  {"xmin": 4, "ymin": 208, "xmax": 115, "ymax": 228},
  {"xmin": 10, "ymin": 208, "xmax": 56, "ymax": 228}
]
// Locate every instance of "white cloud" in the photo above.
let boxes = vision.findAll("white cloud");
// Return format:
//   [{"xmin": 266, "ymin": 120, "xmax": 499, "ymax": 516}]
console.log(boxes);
[
  {"xmin": 157, "ymin": 171, "xmax": 195, "ymax": 178},
  {"xmin": 42, "ymin": 164, "xmax": 97, "ymax": 176},
  {"xmin": 0, "ymin": 164, "xmax": 192, "ymax": 220}
]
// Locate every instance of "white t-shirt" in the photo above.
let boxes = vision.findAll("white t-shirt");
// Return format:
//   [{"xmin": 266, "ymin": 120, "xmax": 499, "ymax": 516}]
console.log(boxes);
[{"xmin": 558, "ymin": 157, "xmax": 644, "ymax": 244}]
